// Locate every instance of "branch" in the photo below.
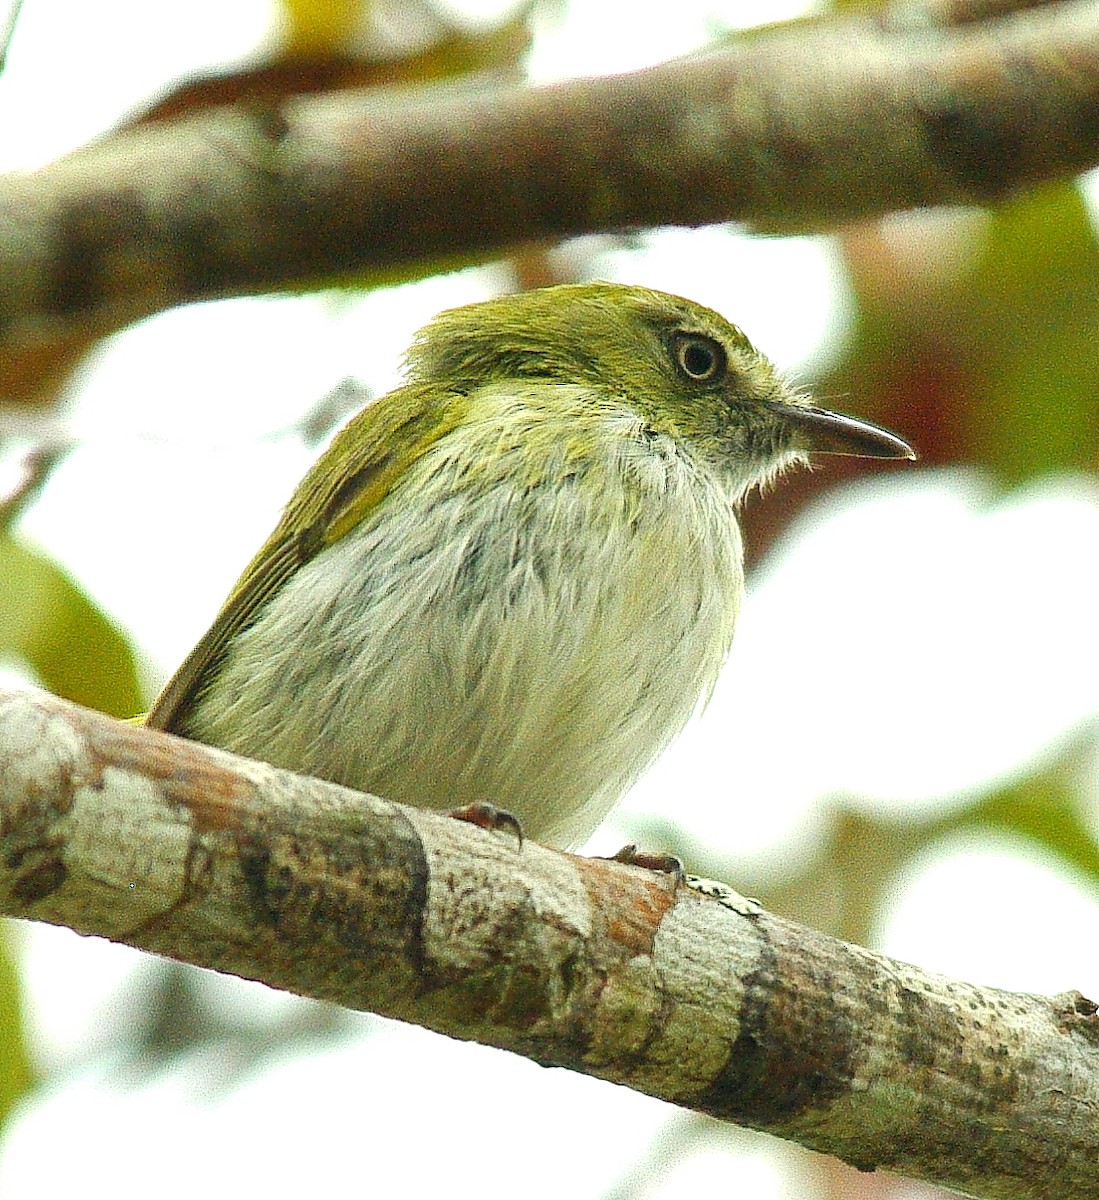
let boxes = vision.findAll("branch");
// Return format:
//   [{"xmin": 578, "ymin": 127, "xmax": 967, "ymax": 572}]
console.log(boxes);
[
  {"xmin": 0, "ymin": 686, "xmax": 1095, "ymax": 1199},
  {"xmin": 0, "ymin": 0, "xmax": 1098, "ymax": 402}
]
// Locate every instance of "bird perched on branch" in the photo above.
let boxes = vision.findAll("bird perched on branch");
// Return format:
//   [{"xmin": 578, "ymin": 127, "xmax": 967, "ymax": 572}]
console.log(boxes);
[{"xmin": 147, "ymin": 283, "xmax": 914, "ymax": 850}]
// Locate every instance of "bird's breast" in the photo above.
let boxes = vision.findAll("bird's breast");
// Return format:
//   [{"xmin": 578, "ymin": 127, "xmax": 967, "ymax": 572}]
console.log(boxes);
[{"xmin": 189, "ymin": 396, "xmax": 745, "ymax": 848}]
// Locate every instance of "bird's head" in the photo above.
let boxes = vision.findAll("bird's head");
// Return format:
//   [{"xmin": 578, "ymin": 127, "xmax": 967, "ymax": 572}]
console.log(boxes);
[{"xmin": 407, "ymin": 282, "xmax": 914, "ymax": 498}]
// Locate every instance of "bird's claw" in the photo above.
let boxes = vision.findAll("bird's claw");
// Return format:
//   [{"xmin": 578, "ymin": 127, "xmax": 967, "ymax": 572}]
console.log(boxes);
[
  {"xmin": 607, "ymin": 843, "xmax": 686, "ymax": 882},
  {"xmin": 447, "ymin": 802, "xmax": 524, "ymax": 847},
  {"xmin": 605, "ymin": 846, "xmax": 763, "ymax": 916}
]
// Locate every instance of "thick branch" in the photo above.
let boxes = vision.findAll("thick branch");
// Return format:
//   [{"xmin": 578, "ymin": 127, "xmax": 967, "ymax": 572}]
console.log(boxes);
[
  {"xmin": 0, "ymin": 0, "xmax": 1097, "ymax": 394},
  {"xmin": 0, "ymin": 686, "xmax": 1095, "ymax": 1199}
]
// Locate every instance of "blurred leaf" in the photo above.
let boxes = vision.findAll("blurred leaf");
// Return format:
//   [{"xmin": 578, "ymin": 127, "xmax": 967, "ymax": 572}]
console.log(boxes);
[
  {"xmin": 0, "ymin": 924, "xmax": 33, "ymax": 1135},
  {"xmin": 657, "ymin": 727, "xmax": 1099, "ymax": 946},
  {"xmin": 971, "ymin": 765, "xmax": 1099, "ymax": 887},
  {"xmin": 825, "ymin": 184, "xmax": 1099, "ymax": 481},
  {"xmin": 959, "ymin": 183, "xmax": 1099, "ymax": 480},
  {"xmin": 139, "ymin": 10, "xmax": 533, "ymax": 124},
  {"xmin": 793, "ymin": 185, "xmax": 1099, "ymax": 944},
  {"xmin": 751, "ymin": 768, "xmax": 1099, "ymax": 946},
  {"xmin": 272, "ymin": 0, "xmax": 533, "ymax": 89},
  {"xmin": 278, "ymin": 0, "xmax": 365, "ymax": 56},
  {"xmin": 756, "ymin": 807, "xmax": 930, "ymax": 945},
  {"xmin": 0, "ymin": 533, "xmax": 142, "ymax": 717}
]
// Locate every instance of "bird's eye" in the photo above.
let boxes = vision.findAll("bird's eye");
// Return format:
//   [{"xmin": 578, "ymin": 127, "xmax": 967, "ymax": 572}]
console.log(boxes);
[{"xmin": 673, "ymin": 333, "xmax": 726, "ymax": 383}]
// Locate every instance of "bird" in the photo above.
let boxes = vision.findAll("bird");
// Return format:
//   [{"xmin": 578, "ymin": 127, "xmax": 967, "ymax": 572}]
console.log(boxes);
[{"xmin": 146, "ymin": 282, "xmax": 914, "ymax": 851}]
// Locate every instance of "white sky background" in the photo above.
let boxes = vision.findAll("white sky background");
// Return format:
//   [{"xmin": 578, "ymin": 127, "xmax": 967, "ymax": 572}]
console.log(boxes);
[{"xmin": 2, "ymin": 2, "xmax": 1099, "ymax": 1197}]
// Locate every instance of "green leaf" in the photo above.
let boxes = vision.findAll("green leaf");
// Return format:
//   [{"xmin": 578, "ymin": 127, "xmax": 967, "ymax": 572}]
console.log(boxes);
[
  {"xmin": 0, "ymin": 923, "xmax": 34, "ymax": 1135},
  {"xmin": 0, "ymin": 533, "xmax": 143, "ymax": 717},
  {"xmin": 962, "ymin": 183, "xmax": 1099, "ymax": 480}
]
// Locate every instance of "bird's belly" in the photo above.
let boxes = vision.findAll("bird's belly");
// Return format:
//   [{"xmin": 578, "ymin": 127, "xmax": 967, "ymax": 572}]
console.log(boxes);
[{"xmin": 188, "ymin": 454, "xmax": 742, "ymax": 848}]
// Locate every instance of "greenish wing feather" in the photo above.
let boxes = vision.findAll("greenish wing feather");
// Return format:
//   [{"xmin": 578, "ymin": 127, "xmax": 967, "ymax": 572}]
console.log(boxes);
[{"xmin": 146, "ymin": 384, "xmax": 466, "ymax": 735}]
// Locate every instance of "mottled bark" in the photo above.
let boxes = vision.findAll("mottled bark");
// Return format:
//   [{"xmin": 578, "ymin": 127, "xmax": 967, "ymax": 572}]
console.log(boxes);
[{"xmin": 0, "ymin": 687, "xmax": 1095, "ymax": 1199}]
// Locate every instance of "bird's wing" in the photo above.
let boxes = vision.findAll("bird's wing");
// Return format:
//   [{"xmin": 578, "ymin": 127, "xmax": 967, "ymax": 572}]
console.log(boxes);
[{"xmin": 145, "ymin": 384, "xmax": 467, "ymax": 735}]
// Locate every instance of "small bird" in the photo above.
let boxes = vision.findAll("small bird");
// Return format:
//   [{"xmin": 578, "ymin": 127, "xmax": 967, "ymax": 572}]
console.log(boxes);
[{"xmin": 147, "ymin": 283, "xmax": 914, "ymax": 850}]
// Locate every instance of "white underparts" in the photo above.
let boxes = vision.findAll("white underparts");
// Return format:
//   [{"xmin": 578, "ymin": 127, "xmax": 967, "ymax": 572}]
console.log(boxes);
[{"xmin": 188, "ymin": 385, "xmax": 745, "ymax": 849}]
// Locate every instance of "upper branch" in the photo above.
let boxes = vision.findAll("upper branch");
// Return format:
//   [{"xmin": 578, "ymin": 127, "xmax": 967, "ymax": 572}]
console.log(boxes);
[
  {"xmin": 0, "ymin": 686, "xmax": 1096, "ymax": 1199},
  {"xmin": 0, "ymin": 0, "xmax": 1097, "ymax": 395}
]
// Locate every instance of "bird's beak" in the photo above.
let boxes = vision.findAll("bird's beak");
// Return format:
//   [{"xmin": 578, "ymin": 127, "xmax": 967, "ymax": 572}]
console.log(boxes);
[{"xmin": 767, "ymin": 400, "xmax": 917, "ymax": 460}]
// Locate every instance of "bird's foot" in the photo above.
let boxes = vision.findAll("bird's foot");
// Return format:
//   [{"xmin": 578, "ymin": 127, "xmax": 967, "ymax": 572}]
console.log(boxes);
[
  {"xmin": 606, "ymin": 845, "xmax": 762, "ymax": 916},
  {"xmin": 447, "ymin": 802, "xmax": 523, "ymax": 847},
  {"xmin": 607, "ymin": 843, "xmax": 686, "ymax": 882}
]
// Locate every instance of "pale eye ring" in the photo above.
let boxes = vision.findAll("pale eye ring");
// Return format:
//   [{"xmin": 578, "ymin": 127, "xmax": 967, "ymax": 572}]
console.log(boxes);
[{"xmin": 673, "ymin": 333, "xmax": 726, "ymax": 383}]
